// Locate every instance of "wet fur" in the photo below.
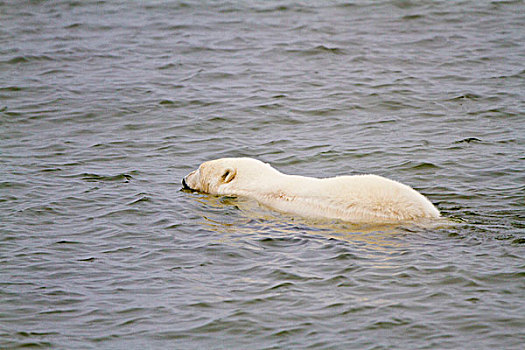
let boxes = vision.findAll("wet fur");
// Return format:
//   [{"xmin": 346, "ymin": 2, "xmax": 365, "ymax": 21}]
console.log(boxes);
[{"xmin": 183, "ymin": 158, "xmax": 440, "ymax": 223}]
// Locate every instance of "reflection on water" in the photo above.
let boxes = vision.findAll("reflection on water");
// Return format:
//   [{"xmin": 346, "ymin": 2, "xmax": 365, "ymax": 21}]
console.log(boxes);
[{"xmin": 188, "ymin": 190, "xmax": 451, "ymax": 249}]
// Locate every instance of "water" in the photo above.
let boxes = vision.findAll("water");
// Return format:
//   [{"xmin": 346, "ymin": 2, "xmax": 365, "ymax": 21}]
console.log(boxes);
[{"xmin": 1, "ymin": 0, "xmax": 524, "ymax": 348}]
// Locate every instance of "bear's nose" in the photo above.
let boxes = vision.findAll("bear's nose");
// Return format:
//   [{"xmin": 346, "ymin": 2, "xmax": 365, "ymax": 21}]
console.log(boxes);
[{"xmin": 182, "ymin": 177, "xmax": 191, "ymax": 189}]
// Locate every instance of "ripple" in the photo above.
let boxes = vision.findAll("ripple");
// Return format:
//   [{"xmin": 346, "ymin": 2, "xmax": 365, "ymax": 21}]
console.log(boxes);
[
  {"xmin": 2, "ymin": 55, "xmax": 55, "ymax": 64},
  {"xmin": 64, "ymin": 173, "xmax": 135, "ymax": 183}
]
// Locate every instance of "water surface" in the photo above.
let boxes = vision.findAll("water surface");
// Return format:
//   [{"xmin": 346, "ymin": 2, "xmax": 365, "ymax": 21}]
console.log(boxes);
[{"xmin": 1, "ymin": 0, "xmax": 524, "ymax": 349}]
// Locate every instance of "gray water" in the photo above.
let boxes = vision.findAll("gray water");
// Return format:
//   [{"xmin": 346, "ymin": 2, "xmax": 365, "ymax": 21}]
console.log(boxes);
[{"xmin": 1, "ymin": 0, "xmax": 524, "ymax": 349}]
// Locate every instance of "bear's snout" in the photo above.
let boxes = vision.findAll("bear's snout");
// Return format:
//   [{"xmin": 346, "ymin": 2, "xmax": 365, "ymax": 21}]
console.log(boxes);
[
  {"xmin": 182, "ymin": 169, "xmax": 198, "ymax": 191},
  {"xmin": 182, "ymin": 176, "xmax": 191, "ymax": 190}
]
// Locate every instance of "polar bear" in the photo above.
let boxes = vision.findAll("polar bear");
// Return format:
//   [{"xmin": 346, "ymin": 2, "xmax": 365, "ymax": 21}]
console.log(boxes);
[{"xmin": 182, "ymin": 157, "xmax": 440, "ymax": 223}]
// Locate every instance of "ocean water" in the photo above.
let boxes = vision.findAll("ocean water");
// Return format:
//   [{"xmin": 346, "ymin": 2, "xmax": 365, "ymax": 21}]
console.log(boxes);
[{"xmin": 1, "ymin": 0, "xmax": 524, "ymax": 349}]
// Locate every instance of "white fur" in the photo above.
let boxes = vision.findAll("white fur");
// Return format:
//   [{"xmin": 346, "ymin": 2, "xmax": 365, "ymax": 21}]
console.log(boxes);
[{"xmin": 183, "ymin": 157, "xmax": 440, "ymax": 223}]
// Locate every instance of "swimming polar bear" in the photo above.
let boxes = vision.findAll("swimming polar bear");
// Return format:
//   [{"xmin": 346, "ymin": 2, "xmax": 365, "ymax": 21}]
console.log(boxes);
[{"xmin": 182, "ymin": 157, "xmax": 440, "ymax": 223}]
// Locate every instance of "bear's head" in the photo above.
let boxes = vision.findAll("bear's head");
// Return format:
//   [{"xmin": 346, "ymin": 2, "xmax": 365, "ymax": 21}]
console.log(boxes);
[{"xmin": 182, "ymin": 157, "xmax": 277, "ymax": 196}]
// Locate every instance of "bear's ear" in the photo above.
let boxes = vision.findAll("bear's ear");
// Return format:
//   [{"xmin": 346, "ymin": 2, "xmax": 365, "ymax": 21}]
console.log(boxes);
[{"xmin": 221, "ymin": 168, "xmax": 236, "ymax": 183}]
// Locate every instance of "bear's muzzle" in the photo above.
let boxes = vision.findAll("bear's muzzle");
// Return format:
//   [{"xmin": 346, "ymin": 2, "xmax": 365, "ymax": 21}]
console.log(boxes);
[{"xmin": 182, "ymin": 176, "xmax": 191, "ymax": 190}]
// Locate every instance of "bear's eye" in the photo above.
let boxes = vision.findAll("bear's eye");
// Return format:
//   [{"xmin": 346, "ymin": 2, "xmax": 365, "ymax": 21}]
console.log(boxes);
[{"xmin": 221, "ymin": 170, "xmax": 231, "ymax": 181}]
